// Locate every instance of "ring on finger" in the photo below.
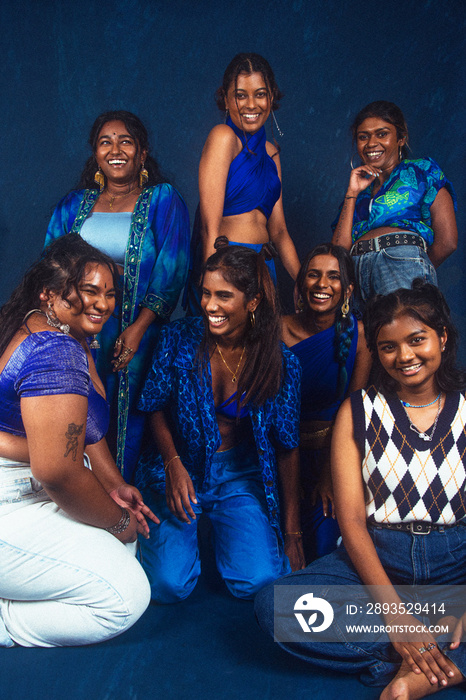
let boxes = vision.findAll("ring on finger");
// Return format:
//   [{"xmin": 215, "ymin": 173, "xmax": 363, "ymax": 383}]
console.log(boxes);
[
  {"xmin": 426, "ymin": 642, "xmax": 437, "ymax": 651},
  {"xmin": 114, "ymin": 338, "xmax": 123, "ymax": 347},
  {"xmin": 418, "ymin": 646, "xmax": 427, "ymax": 654}
]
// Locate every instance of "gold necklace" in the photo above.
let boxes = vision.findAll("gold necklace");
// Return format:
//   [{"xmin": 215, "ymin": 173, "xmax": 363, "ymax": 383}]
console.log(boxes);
[
  {"xmin": 216, "ymin": 343, "xmax": 246, "ymax": 383},
  {"xmin": 105, "ymin": 185, "xmax": 140, "ymax": 210}
]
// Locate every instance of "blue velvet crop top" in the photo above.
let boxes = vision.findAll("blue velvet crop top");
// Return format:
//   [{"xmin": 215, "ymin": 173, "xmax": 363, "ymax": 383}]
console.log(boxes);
[
  {"xmin": 0, "ymin": 332, "xmax": 109, "ymax": 445},
  {"xmin": 223, "ymin": 117, "xmax": 281, "ymax": 220}
]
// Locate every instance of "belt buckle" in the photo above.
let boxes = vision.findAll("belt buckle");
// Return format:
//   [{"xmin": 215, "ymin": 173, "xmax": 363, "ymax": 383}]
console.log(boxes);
[
  {"xmin": 409, "ymin": 522, "xmax": 431, "ymax": 535},
  {"xmin": 373, "ymin": 237, "xmax": 381, "ymax": 252}
]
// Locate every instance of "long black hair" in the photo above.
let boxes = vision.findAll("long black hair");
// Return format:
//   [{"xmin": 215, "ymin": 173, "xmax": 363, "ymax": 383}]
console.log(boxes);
[
  {"xmin": 0, "ymin": 234, "xmax": 120, "ymax": 356},
  {"xmin": 363, "ymin": 279, "xmax": 466, "ymax": 395},
  {"xmin": 200, "ymin": 239, "xmax": 282, "ymax": 408},
  {"xmin": 77, "ymin": 110, "xmax": 167, "ymax": 190},
  {"xmin": 297, "ymin": 243, "xmax": 356, "ymax": 398}
]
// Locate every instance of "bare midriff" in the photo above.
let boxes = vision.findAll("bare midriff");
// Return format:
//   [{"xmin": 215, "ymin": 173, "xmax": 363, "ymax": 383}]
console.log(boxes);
[
  {"xmin": 219, "ymin": 208, "xmax": 269, "ymax": 245},
  {"xmin": 357, "ymin": 226, "xmax": 415, "ymax": 242},
  {"xmin": 216, "ymin": 414, "xmax": 251, "ymax": 452}
]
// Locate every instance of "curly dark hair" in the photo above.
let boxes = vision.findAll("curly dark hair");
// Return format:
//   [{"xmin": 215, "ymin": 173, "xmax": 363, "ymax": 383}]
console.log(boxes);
[
  {"xmin": 363, "ymin": 279, "xmax": 466, "ymax": 395},
  {"xmin": 351, "ymin": 100, "xmax": 409, "ymax": 159},
  {"xmin": 297, "ymin": 243, "xmax": 357, "ymax": 398},
  {"xmin": 0, "ymin": 234, "xmax": 120, "ymax": 356},
  {"xmin": 77, "ymin": 110, "xmax": 167, "ymax": 190},
  {"xmin": 199, "ymin": 238, "xmax": 282, "ymax": 409}
]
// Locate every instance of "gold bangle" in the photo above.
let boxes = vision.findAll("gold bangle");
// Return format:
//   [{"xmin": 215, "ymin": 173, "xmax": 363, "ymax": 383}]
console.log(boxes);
[
  {"xmin": 285, "ymin": 531, "xmax": 303, "ymax": 536},
  {"xmin": 164, "ymin": 455, "xmax": 181, "ymax": 472}
]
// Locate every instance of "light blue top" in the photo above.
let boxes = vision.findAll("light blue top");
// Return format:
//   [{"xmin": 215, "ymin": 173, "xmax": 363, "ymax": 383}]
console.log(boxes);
[{"xmin": 80, "ymin": 212, "xmax": 132, "ymax": 265}]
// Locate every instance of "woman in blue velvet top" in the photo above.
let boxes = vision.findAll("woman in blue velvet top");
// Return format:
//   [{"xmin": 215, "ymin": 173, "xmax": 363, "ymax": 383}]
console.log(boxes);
[
  {"xmin": 136, "ymin": 241, "xmax": 305, "ymax": 603},
  {"xmin": 0, "ymin": 235, "xmax": 155, "ymax": 647},
  {"xmin": 186, "ymin": 53, "xmax": 300, "ymax": 312},
  {"xmin": 332, "ymin": 101, "xmax": 457, "ymax": 312},
  {"xmin": 44, "ymin": 111, "xmax": 190, "ymax": 481},
  {"xmin": 281, "ymin": 243, "xmax": 371, "ymax": 563}
]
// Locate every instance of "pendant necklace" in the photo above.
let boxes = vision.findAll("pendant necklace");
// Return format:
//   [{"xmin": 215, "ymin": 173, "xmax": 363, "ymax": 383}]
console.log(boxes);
[
  {"xmin": 216, "ymin": 343, "xmax": 245, "ymax": 383},
  {"xmin": 401, "ymin": 394, "xmax": 442, "ymax": 442},
  {"xmin": 106, "ymin": 185, "xmax": 140, "ymax": 210}
]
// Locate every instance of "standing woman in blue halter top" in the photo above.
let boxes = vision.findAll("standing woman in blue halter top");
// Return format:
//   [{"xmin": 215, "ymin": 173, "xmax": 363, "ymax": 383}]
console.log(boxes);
[{"xmin": 185, "ymin": 53, "xmax": 300, "ymax": 313}]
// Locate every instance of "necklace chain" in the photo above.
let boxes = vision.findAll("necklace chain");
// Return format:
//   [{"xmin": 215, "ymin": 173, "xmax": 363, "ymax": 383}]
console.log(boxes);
[
  {"xmin": 105, "ymin": 185, "xmax": 140, "ymax": 210},
  {"xmin": 401, "ymin": 394, "xmax": 442, "ymax": 442},
  {"xmin": 216, "ymin": 343, "xmax": 245, "ymax": 383}
]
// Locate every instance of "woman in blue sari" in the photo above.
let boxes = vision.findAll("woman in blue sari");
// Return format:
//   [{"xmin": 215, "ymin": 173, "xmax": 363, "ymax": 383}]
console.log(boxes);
[
  {"xmin": 185, "ymin": 53, "xmax": 300, "ymax": 312},
  {"xmin": 44, "ymin": 111, "xmax": 190, "ymax": 481},
  {"xmin": 281, "ymin": 243, "xmax": 371, "ymax": 563}
]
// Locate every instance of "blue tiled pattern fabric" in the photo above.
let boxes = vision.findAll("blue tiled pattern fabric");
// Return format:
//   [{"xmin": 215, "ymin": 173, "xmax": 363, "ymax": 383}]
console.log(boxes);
[
  {"xmin": 44, "ymin": 184, "xmax": 190, "ymax": 478},
  {"xmin": 136, "ymin": 317, "xmax": 301, "ymax": 538},
  {"xmin": 0, "ymin": 332, "xmax": 109, "ymax": 445},
  {"xmin": 331, "ymin": 158, "xmax": 457, "ymax": 245}
]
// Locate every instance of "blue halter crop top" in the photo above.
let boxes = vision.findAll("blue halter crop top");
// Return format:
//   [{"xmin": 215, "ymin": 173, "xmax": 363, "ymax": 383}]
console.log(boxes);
[{"xmin": 222, "ymin": 117, "xmax": 281, "ymax": 220}]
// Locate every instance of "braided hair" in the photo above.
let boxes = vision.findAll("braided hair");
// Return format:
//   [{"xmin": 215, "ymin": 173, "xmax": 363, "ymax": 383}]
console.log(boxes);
[{"xmin": 296, "ymin": 243, "xmax": 356, "ymax": 399}]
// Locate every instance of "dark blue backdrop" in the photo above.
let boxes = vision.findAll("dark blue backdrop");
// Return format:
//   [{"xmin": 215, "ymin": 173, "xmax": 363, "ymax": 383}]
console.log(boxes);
[{"xmin": 1, "ymin": 0, "xmax": 464, "ymax": 353}]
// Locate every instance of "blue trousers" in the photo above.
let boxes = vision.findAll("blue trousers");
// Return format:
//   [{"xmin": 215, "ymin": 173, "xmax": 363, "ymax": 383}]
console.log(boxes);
[
  {"xmin": 353, "ymin": 244, "xmax": 437, "ymax": 314},
  {"xmin": 139, "ymin": 442, "xmax": 290, "ymax": 603},
  {"xmin": 254, "ymin": 524, "xmax": 466, "ymax": 686}
]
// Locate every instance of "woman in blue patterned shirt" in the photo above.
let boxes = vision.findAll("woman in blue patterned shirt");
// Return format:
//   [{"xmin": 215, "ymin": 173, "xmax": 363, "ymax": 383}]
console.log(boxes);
[
  {"xmin": 136, "ymin": 240, "xmax": 305, "ymax": 602},
  {"xmin": 332, "ymin": 101, "xmax": 457, "ymax": 312}
]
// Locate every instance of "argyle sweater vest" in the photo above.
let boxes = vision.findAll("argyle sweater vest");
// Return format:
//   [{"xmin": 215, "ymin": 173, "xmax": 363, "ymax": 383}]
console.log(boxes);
[{"xmin": 351, "ymin": 387, "xmax": 466, "ymax": 524}]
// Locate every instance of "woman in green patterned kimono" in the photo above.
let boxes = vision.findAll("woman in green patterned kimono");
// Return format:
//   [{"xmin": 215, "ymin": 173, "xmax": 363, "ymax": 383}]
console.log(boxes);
[{"xmin": 44, "ymin": 111, "xmax": 190, "ymax": 481}]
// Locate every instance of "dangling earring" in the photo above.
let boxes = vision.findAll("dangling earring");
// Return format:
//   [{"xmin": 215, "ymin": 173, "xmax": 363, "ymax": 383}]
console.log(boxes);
[
  {"xmin": 350, "ymin": 156, "xmax": 356, "ymax": 170},
  {"xmin": 139, "ymin": 165, "xmax": 149, "ymax": 188},
  {"xmin": 224, "ymin": 108, "xmax": 229, "ymax": 124},
  {"xmin": 296, "ymin": 294, "xmax": 305, "ymax": 312},
  {"xmin": 398, "ymin": 146, "xmax": 403, "ymax": 162},
  {"xmin": 94, "ymin": 168, "xmax": 105, "ymax": 192},
  {"xmin": 89, "ymin": 335, "xmax": 100, "ymax": 349},
  {"xmin": 272, "ymin": 110, "xmax": 283, "ymax": 137},
  {"xmin": 341, "ymin": 296, "xmax": 350, "ymax": 318},
  {"xmin": 250, "ymin": 310, "xmax": 256, "ymax": 327},
  {"xmin": 45, "ymin": 303, "xmax": 70, "ymax": 335}
]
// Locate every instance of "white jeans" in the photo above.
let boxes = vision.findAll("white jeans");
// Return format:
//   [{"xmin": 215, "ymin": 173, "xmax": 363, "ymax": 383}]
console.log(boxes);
[{"xmin": 0, "ymin": 462, "xmax": 150, "ymax": 647}]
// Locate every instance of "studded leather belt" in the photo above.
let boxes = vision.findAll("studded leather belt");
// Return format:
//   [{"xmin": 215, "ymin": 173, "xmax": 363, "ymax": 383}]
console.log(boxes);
[
  {"xmin": 350, "ymin": 233, "xmax": 427, "ymax": 256},
  {"xmin": 369, "ymin": 520, "xmax": 462, "ymax": 535}
]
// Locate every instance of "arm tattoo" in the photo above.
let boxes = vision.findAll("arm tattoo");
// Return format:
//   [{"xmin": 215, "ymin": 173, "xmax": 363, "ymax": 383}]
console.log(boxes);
[{"xmin": 64, "ymin": 422, "xmax": 84, "ymax": 461}]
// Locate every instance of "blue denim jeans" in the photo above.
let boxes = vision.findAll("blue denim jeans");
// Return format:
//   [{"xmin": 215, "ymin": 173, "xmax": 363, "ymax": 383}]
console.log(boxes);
[
  {"xmin": 254, "ymin": 524, "xmax": 466, "ymax": 686},
  {"xmin": 139, "ymin": 441, "xmax": 290, "ymax": 603},
  {"xmin": 353, "ymin": 245, "xmax": 437, "ymax": 314}
]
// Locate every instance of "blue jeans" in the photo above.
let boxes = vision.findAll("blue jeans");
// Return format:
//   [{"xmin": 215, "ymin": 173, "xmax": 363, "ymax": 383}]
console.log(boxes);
[
  {"xmin": 139, "ymin": 441, "xmax": 290, "ymax": 603},
  {"xmin": 254, "ymin": 524, "xmax": 466, "ymax": 686},
  {"xmin": 353, "ymin": 245, "xmax": 437, "ymax": 314}
]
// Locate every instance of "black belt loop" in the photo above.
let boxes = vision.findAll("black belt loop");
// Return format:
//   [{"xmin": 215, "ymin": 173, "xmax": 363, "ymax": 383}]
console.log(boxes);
[{"xmin": 350, "ymin": 233, "xmax": 427, "ymax": 256}]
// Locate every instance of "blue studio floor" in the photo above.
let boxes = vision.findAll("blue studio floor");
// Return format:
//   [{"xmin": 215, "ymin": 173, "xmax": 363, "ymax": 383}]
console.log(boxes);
[{"xmin": 2, "ymin": 521, "xmax": 465, "ymax": 700}]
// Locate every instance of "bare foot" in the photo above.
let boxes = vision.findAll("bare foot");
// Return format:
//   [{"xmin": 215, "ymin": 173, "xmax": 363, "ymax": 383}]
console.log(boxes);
[{"xmin": 380, "ymin": 659, "xmax": 463, "ymax": 700}]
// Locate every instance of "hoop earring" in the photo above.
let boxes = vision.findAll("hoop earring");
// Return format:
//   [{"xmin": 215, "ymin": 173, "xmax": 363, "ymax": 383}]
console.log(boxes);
[
  {"xmin": 250, "ymin": 310, "xmax": 256, "ymax": 327},
  {"xmin": 94, "ymin": 168, "xmax": 105, "ymax": 192},
  {"xmin": 272, "ymin": 110, "xmax": 283, "ymax": 137},
  {"xmin": 45, "ymin": 303, "xmax": 70, "ymax": 335},
  {"xmin": 139, "ymin": 165, "xmax": 149, "ymax": 188},
  {"xmin": 224, "ymin": 109, "xmax": 229, "ymax": 124},
  {"xmin": 341, "ymin": 296, "xmax": 350, "ymax": 318},
  {"xmin": 296, "ymin": 294, "xmax": 305, "ymax": 312},
  {"xmin": 89, "ymin": 335, "xmax": 100, "ymax": 349}
]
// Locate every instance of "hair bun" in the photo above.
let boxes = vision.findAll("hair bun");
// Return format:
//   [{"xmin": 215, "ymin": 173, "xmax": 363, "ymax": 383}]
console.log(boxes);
[{"xmin": 214, "ymin": 236, "xmax": 229, "ymax": 251}]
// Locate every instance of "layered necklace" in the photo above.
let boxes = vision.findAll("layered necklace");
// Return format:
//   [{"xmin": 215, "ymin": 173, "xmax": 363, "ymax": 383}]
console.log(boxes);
[
  {"xmin": 216, "ymin": 343, "xmax": 246, "ymax": 383},
  {"xmin": 401, "ymin": 393, "xmax": 442, "ymax": 442}
]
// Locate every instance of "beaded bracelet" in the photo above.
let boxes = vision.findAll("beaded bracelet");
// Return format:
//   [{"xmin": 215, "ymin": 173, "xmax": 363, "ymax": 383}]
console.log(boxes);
[
  {"xmin": 164, "ymin": 455, "xmax": 181, "ymax": 472},
  {"xmin": 105, "ymin": 507, "xmax": 130, "ymax": 535}
]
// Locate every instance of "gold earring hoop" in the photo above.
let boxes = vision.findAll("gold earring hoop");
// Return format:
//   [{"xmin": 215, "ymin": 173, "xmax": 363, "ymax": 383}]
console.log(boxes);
[
  {"xmin": 250, "ymin": 310, "xmax": 256, "ymax": 327},
  {"xmin": 94, "ymin": 168, "xmax": 105, "ymax": 192},
  {"xmin": 139, "ymin": 165, "xmax": 149, "ymax": 188},
  {"xmin": 341, "ymin": 296, "xmax": 350, "ymax": 318}
]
